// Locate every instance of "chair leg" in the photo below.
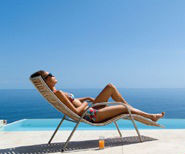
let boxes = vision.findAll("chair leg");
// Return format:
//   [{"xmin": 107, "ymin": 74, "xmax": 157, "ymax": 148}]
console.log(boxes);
[
  {"xmin": 129, "ymin": 117, "xmax": 143, "ymax": 142},
  {"xmin": 62, "ymin": 119, "xmax": 81, "ymax": 152},
  {"xmin": 114, "ymin": 121, "xmax": 122, "ymax": 137},
  {"xmin": 48, "ymin": 115, "xmax": 66, "ymax": 144}
]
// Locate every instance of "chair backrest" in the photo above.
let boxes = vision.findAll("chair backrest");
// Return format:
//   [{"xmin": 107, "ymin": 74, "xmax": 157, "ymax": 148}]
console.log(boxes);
[{"xmin": 30, "ymin": 76, "xmax": 81, "ymax": 121}]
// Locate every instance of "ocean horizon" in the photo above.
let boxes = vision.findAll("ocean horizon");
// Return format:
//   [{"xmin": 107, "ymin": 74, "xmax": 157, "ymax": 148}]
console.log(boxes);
[{"xmin": 0, "ymin": 88, "xmax": 185, "ymax": 123}]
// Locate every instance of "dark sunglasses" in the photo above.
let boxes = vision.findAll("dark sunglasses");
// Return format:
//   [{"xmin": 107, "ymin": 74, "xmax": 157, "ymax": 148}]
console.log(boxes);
[{"xmin": 44, "ymin": 73, "xmax": 54, "ymax": 80}]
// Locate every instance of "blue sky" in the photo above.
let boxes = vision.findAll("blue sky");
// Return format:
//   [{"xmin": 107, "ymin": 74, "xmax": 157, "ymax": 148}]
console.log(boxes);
[{"xmin": 0, "ymin": 0, "xmax": 185, "ymax": 89}]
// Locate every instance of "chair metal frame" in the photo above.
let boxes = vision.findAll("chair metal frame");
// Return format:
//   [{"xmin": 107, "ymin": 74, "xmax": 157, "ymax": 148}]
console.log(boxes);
[{"xmin": 48, "ymin": 102, "xmax": 143, "ymax": 152}]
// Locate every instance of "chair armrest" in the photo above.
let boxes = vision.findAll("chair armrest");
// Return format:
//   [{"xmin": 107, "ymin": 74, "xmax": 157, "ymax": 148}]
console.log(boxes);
[{"xmin": 86, "ymin": 100, "xmax": 108, "ymax": 108}]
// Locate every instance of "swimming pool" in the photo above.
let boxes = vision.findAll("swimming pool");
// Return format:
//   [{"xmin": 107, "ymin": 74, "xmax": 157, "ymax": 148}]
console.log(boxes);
[{"xmin": 1, "ymin": 118, "xmax": 185, "ymax": 131}]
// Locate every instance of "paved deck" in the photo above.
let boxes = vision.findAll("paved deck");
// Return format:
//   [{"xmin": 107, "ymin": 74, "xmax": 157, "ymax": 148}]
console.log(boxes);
[{"xmin": 0, "ymin": 129, "xmax": 185, "ymax": 154}]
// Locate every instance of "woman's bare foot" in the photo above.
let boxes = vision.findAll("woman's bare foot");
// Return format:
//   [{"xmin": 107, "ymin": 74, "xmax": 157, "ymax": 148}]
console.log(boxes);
[{"xmin": 151, "ymin": 112, "xmax": 165, "ymax": 122}]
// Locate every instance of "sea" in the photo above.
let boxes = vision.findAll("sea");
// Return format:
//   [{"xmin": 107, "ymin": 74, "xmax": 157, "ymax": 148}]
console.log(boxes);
[{"xmin": 0, "ymin": 88, "xmax": 185, "ymax": 123}]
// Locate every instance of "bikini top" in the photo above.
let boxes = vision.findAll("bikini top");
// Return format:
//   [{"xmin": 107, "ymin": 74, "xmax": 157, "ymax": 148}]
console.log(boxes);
[{"xmin": 67, "ymin": 92, "xmax": 75, "ymax": 102}]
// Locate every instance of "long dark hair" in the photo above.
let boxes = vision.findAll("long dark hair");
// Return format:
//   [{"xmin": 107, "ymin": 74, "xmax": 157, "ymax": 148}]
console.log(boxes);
[{"xmin": 30, "ymin": 70, "xmax": 47, "ymax": 79}]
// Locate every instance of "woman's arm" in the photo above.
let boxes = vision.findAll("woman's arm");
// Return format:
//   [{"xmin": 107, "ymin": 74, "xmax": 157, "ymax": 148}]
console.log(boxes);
[
  {"xmin": 55, "ymin": 91, "xmax": 88, "ymax": 116},
  {"xmin": 76, "ymin": 102, "xmax": 88, "ymax": 116},
  {"xmin": 78, "ymin": 97, "xmax": 94, "ymax": 102}
]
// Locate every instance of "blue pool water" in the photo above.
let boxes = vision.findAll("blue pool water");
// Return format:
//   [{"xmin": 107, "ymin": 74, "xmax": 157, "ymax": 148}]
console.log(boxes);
[{"xmin": 1, "ymin": 118, "xmax": 185, "ymax": 131}]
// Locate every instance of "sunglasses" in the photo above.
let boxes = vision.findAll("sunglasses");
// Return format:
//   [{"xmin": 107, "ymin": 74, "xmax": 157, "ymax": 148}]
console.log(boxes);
[{"xmin": 44, "ymin": 73, "xmax": 54, "ymax": 80}]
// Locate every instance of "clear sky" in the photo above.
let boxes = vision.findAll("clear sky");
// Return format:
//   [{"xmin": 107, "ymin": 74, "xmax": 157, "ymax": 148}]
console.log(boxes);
[{"xmin": 0, "ymin": 0, "xmax": 185, "ymax": 89}]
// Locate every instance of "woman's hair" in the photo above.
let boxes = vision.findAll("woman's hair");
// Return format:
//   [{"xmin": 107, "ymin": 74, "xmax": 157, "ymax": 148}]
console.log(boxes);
[{"xmin": 30, "ymin": 70, "xmax": 47, "ymax": 79}]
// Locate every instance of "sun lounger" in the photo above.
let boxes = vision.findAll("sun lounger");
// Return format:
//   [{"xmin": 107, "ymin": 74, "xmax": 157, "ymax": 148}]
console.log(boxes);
[{"xmin": 30, "ymin": 76, "xmax": 163, "ymax": 152}]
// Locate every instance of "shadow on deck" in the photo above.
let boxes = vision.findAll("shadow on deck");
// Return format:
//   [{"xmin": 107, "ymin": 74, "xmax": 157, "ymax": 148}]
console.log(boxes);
[{"xmin": 0, "ymin": 135, "xmax": 157, "ymax": 153}]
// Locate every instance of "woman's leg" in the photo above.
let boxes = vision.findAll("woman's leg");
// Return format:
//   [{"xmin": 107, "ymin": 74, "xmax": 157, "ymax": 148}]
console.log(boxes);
[
  {"xmin": 95, "ymin": 105, "xmax": 165, "ymax": 122},
  {"xmin": 93, "ymin": 83, "xmax": 165, "ymax": 122},
  {"xmin": 94, "ymin": 83, "xmax": 129, "ymax": 105}
]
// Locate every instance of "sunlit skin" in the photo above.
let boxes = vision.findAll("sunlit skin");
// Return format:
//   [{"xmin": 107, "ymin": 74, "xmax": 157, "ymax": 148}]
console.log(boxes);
[{"xmin": 44, "ymin": 72, "xmax": 165, "ymax": 123}]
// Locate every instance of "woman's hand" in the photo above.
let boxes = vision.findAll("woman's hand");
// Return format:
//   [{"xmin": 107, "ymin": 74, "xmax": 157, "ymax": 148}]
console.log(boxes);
[
  {"xmin": 87, "ymin": 97, "xmax": 95, "ymax": 102},
  {"xmin": 78, "ymin": 97, "xmax": 95, "ymax": 103}
]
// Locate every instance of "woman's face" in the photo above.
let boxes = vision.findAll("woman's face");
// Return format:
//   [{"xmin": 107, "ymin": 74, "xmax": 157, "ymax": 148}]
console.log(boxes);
[{"xmin": 44, "ymin": 72, "xmax": 58, "ymax": 86}]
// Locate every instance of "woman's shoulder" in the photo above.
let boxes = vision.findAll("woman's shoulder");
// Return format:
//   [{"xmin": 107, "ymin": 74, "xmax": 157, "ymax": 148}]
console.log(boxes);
[
  {"xmin": 54, "ymin": 90, "xmax": 68, "ymax": 100},
  {"xmin": 53, "ymin": 90, "xmax": 70, "ymax": 98},
  {"xmin": 53, "ymin": 90, "xmax": 63, "ymax": 95}
]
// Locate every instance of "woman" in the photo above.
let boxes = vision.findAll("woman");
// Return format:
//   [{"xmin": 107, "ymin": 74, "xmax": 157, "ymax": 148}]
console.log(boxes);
[{"xmin": 30, "ymin": 70, "xmax": 165, "ymax": 123}]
